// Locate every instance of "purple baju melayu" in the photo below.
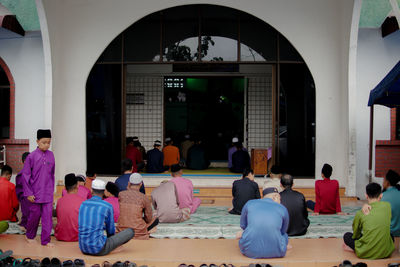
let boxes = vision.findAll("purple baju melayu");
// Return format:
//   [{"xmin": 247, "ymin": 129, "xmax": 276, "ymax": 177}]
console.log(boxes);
[
  {"xmin": 21, "ymin": 148, "xmax": 55, "ymax": 245},
  {"xmin": 15, "ymin": 171, "xmax": 30, "ymax": 228}
]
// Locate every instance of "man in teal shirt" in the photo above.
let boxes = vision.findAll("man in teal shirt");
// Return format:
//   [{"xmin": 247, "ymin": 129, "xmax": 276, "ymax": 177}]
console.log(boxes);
[
  {"xmin": 342, "ymin": 183, "xmax": 394, "ymax": 259},
  {"xmin": 382, "ymin": 169, "xmax": 400, "ymax": 236}
]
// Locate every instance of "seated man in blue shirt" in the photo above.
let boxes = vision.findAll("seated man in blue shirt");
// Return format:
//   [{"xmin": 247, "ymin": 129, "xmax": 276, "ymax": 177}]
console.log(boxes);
[
  {"xmin": 237, "ymin": 187, "xmax": 290, "ymax": 259},
  {"xmin": 78, "ymin": 179, "xmax": 134, "ymax": 256}
]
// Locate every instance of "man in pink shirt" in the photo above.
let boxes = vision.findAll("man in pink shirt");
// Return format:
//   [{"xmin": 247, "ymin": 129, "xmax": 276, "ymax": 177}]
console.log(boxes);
[
  {"xmin": 62, "ymin": 174, "xmax": 91, "ymax": 200},
  {"xmin": 104, "ymin": 182, "xmax": 120, "ymax": 222},
  {"xmin": 170, "ymin": 164, "xmax": 201, "ymax": 214},
  {"xmin": 55, "ymin": 173, "xmax": 84, "ymax": 241}
]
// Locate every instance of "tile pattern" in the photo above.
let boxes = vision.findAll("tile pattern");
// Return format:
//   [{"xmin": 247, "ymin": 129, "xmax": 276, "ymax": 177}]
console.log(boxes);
[
  {"xmin": 126, "ymin": 75, "xmax": 163, "ymax": 151},
  {"xmin": 246, "ymin": 76, "xmax": 273, "ymax": 151}
]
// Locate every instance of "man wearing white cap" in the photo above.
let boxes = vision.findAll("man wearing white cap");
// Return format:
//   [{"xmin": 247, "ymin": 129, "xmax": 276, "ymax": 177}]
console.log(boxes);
[
  {"xmin": 228, "ymin": 137, "xmax": 247, "ymax": 169},
  {"xmin": 117, "ymin": 173, "xmax": 159, "ymax": 239},
  {"xmin": 78, "ymin": 179, "xmax": 134, "ymax": 256},
  {"xmin": 146, "ymin": 140, "xmax": 169, "ymax": 173}
]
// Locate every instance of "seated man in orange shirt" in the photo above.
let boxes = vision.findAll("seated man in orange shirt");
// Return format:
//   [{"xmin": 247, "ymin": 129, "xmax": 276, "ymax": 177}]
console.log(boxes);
[
  {"xmin": 0, "ymin": 165, "xmax": 19, "ymax": 222},
  {"xmin": 162, "ymin": 137, "xmax": 180, "ymax": 168}
]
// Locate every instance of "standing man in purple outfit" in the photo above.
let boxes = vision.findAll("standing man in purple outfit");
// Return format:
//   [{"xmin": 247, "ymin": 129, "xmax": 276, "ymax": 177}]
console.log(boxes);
[
  {"xmin": 15, "ymin": 152, "xmax": 30, "ymax": 230},
  {"xmin": 21, "ymin": 129, "xmax": 55, "ymax": 247}
]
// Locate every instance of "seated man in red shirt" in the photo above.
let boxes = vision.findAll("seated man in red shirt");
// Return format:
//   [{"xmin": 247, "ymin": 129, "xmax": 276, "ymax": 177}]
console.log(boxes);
[
  {"xmin": 0, "ymin": 165, "xmax": 19, "ymax": 222},
  {"xmin": 306, "ymin": 163, "xmax": 345, "ymax": 215},
  {"xmin": 55, "ymin": 173, "xmax": 85, "ymax": 241}
]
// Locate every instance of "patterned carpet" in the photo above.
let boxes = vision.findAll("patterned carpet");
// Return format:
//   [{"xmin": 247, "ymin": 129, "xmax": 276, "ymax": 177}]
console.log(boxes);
[
  {"xmin": 4, "ymin": 206, "xmax": 360, "ymax": 239},
  {"xmin": 150, "ymin": 206, "xmax": 360, "ymax": 239}
]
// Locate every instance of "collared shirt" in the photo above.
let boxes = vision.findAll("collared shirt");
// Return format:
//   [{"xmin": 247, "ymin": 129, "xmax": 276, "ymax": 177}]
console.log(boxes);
[
  {"xmin": 78, "ymin": 196, "xmax": 115, "ymax": 254},
  {"xmin": 162, "ymin": 145, "xmax": 180, "ymax": 166},
  {"xmin": 115, "ymin": 173, "xmax": 145, "ymax": 194},
  {"xmin": 239, "ymin": 198, "xmax": 289, "ymax": 259},
  {"xmin": 353, "ymin": 201, "xmax": 394, "ymax": 259},
  {"xmin": 126, "ymin": 145, "xmax": 142, "ymax": 172},
  {"xmin": 117, "ymin": 187, "xmax": 153, "ymax": 239},
  {"xmin": 62, "ymin": 185, "xmax": 91, "ymax": 200},
  {"xmin": 170, "ymin": 176, "xmax": 196, "ymax": 212},
  {"xmin": 146, "ymin": 148, "xmax": 165, "ymax": 173},
  {"xmin": 21, "ymin": 148, "xmax": 55, "ymax": 203},
  {"xmin": 382, "ymin": 186, "xmax": 400, "ymax": 236},
  {"xmin": 104, "ymin": 196, "xmax": 120, "ymax": 223},
  {"xmin": 314, "ymin": 178, "xmax": 341, "ymax": 214},
  {"xmin": 151, "ymin": 181, "xmax": 183, "ymax": 223},
  {"xmin": 231, "ymin": 177, "xmax": 261, "ymax": 215},
  {"xmin": 0, "ymin": 177, "xmax": 19, "ymax": 222},
  {"xmin": 280, "ymin": 188, "xmax": 310, "ymax": 236},
  {"xmin": 55, "ymin": 193, "xmax": 84, "ymax": 241}
]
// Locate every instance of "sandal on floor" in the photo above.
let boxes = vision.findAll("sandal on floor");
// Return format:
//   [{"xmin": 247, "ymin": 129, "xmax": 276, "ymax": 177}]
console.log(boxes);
[
  {"xmin": 61, "ymin": 260, "xmax": 74, "ymax": 267},
  {"xmin": 40, "ymin": 258, "xmax": 51, "ymax": 267},
  {"xmin": 73, "ymin": 259, "xmax": 84, "ymax": 267},
  {"xmin": 50, "ymin": 258, "xmax": 61, "ymax": 267},
  {"xmin": 102, "ymin": 262, "xmax": 111, "ymax": 267},
  {"xmin": 0, "ymin": 250, "xmax": 13, "ymax": 261}
]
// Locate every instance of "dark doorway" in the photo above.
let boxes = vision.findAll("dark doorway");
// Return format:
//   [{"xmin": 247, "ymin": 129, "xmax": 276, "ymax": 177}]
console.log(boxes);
[
  {"xmin": 164, "ymin": 76, "xmax": 245, "ymax": 160},
  {"xmin": 86, "ymin": 64, "xmax": 122, "ymax": 174},
  {"xmin": 279, "ymin": 64, "xmax": 315, "ymax": 176}
]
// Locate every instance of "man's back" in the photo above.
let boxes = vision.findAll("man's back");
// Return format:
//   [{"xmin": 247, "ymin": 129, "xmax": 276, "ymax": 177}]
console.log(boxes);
[
  {"xmin": 0, "ymin": 177, "xmax": 19, "ymax": 221},
  {"xmin": 126, "ymin": 146, "xmax": 142, "ymax": 172},
  {"xmin": 118, "ymin": 188, "xmax": 153, "ymax": 239},
  {"xmin": 181, "ymin": 140, "xmax": 194, "ymax": 160},
  {"xmin": 315, "ymin": 178, "xmax": 341, "ymax": 214},
  {"xmin": 382, "ymin": 187, "xmax": 400, "ymax": 236},
  {"xmin": 78, "ymin": 196, "xmax": 115, "ymax": 254},
  {"xmin": 170, "ymin": 176, "xmax": 194, "ymax": 210},
  {"xmin": 187, "ymin": 144, "xmax": 209, "ymax": 170},
  {"xmin": 231, "ymin": 150, "xmax": 250, "ymax": 173},
  {"xmin": 151, "ymin": 182, "xmax": 182, "ymax": 223},
  {"xmin": 55, "ymin": 193, "xmax": 84, "ymax": 241},
  {"xmin": 231, "ymin": 178, "xmax": 260, "ymax": 215},
  {"xmin": 353, "ymin": 201, "xmax": 394, "ymax": 259},
  {"xmin": 239, "ymin": 198, "xmax": 289, "ymax": 258},
  {"xmin": 280, "ymin": 188, "xmax": 309, "ymax": 236},
  {"xmin": 163, "ymin": 145, "xmax": 180, "ymax": 166},
  {"xmin": 147, "ymin": 148, "xmax": 164, "ymax": 173}
]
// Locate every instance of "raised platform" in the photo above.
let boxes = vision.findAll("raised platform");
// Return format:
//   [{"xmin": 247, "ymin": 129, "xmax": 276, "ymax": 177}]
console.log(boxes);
[{"xmin": 2, "ymin": 235, "xmax": 399, "ymax": 267}]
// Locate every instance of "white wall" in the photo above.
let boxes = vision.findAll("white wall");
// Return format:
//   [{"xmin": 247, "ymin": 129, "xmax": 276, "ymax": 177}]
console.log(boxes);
[
  {"xmin": 40, "ymin": 0, "xmax": 355, "ymax": 189},
  {"xmin": 0, "ymin": 32, "xmax": 46, "ymax": 151},
  {"xmin": 355, "ymin": 28, "xmax": 400, "ymax": 198}
]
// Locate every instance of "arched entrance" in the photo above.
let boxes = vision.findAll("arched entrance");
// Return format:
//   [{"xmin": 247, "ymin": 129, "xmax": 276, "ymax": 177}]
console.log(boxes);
[{"xmin": 86, "ymin": 4, "xmax": 315, "ymax": 176}]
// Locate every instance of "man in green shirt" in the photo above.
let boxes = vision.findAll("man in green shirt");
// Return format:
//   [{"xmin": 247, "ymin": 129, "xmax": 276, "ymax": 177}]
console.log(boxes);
[{"xmin": 342, "ymin": 182, "xmax": 394, "ymax": 259}]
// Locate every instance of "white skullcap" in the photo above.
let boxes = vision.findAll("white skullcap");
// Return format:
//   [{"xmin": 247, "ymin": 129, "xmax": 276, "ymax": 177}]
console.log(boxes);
[
  {"xmin": 129, "ymin": 172, "xmax": 143, "ymax": 185},
  {"xmin": 232, "ymin": 137, "xmax": 239, "ymax": 143},
  {"xmin": 92, "ymin": 179, "xmax": 106, "ymax": 190}
]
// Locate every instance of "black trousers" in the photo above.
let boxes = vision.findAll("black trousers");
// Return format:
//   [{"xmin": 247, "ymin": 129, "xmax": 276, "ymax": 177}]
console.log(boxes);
[{"xmin": 343, "ymin": 232, "xmax": 394, "ymax": 251}]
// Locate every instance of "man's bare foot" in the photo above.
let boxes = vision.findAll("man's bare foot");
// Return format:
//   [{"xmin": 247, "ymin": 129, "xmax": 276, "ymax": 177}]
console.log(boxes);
[
  {"xmin": 111, "ymin": 246, "xmax": 124, "ymax": 254},
  {"xmin": 44, "ymin": 242, "xmax": 55, "ymax": 248},
  {"xmin": 19, "ymin": 226, "xmax": 26, "ymax": 232},
  {"xmin": 342, "ymin": 243, "xmax": 354, "ymax": 252},
  {"xmin": 25, "ymin": 237, "xmax": 37, "ymax": 244},
  {"xmin": 287, "ymin": 244, "xmax": 293, "ymax": 250}
]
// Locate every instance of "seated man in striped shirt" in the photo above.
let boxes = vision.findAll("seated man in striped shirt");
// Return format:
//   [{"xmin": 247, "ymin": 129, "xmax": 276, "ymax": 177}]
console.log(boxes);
[{"xmin": 78, "ymin": 179, "xmax": 134, "ymax": 256}]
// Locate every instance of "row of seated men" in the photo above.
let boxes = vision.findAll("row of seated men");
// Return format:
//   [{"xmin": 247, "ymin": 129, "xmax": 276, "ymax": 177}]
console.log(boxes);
[
  {"xmin": 0, "ymin": 157, "xmax": 399, "ymax": 259},
  {"xmin": 126, "ymin": 136, "xmax": 250, "ymax": 173}
]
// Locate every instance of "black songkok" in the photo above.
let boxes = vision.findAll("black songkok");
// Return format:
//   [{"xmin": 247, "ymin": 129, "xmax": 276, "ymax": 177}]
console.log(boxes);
[
  {"xmin": 37, "ymin": 129, "xmax": 51, "ymax": 140},
  {"xmin": 106, "ymin": 182, "xmax": 120, "ymax": 197}
]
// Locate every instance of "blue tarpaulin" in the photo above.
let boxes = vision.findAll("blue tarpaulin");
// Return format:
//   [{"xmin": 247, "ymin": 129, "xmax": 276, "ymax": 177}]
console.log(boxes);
[{"xmin": 368, "ymin": 60, "xmax": 400, "ymax": 108}]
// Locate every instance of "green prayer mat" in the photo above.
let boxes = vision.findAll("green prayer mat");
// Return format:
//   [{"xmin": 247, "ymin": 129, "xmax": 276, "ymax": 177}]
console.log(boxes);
[
  {"xmin": 3, "ymin": 206, "xmax": 360, "ymax": 239},
  {"xmin": 150, "ymin": 206, "xmax": 359, "ymax": 239}
]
